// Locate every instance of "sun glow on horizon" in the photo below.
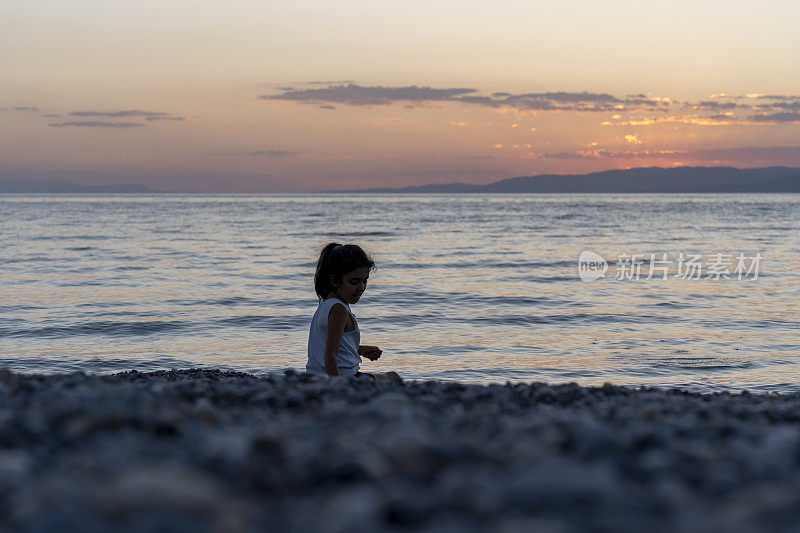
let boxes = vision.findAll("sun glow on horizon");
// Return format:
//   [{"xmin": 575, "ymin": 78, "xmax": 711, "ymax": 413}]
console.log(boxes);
[{"xmin": 1, "ymin": 0, "xmax": 799, "ymax": 191}]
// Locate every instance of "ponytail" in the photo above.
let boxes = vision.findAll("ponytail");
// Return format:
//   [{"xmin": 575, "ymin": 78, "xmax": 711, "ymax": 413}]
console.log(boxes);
[{"xmin": 314, "ymin": 242, "xmax": 375, "ymax": 300}]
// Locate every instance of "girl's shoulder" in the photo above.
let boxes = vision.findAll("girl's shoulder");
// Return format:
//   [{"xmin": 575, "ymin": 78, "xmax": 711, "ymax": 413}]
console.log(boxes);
[{"xmin": 319, "ymin": 297, "xmax": 351, "ymax": 312}]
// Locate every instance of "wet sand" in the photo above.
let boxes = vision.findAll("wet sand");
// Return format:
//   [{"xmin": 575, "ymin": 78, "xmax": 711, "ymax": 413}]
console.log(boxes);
[{"xmin": 1, "ymin": 368, "xmax": 799, "ymax": 532}]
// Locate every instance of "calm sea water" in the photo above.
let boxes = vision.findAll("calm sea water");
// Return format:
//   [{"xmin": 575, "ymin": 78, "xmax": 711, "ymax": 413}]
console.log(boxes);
[{"xmin": 1, "ymin": 193, "xmax": 798, "ymax": 392}]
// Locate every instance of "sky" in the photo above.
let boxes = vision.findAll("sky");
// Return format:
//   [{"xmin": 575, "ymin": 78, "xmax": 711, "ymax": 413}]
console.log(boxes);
[{"xmin": 2, "ymin": 0, "xmax": 800, "ymax": 192}]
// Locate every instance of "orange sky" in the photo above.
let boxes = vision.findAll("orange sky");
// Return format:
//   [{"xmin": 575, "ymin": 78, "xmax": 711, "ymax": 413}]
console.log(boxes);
[{"xmin": 2, "ymin": 1, "xmax": 799, "ymax": 192}]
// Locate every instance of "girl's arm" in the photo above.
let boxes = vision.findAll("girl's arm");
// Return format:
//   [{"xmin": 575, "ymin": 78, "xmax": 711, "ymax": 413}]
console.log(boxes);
[{"xmin": 324, "ymin": 304, "xmax": 349, "ymax": 376}]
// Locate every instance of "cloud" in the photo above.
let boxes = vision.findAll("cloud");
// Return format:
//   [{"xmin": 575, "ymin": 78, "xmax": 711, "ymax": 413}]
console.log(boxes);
[
  {"xmin": 477, "ymin": 91, "xmax": 633, "ymax": 112},
  {"xmin": 608, "ymin": 113, "xmax": 750, "ymax": 127},
  {"xmin": 746, "ymin": 94, "xmax": 800, "ymax": 101},
  {"xmin": 773, "ymin": 101, "xmax": 800, "ymax": 111},
  {"xmin": 544, "ymin": 149, "xmax": 621, "ymax": 159},
  {"xmin": 43, "ymin": 109, "xmax": 186, "ymax": 128},
  {"xmin": 693, "ymin": 94, "xmax": 800, "ymax": 115},
  {"xmin": 542, "ymin": 148, "xmax": 685, "ymax": 159},
  {"xmin": 748, "ymin": 100, "xmax": 800, "ymax": 113},
  {"xmin": 543, "ymin": 148, "xmax": 683, "ymax": 159},
  {"xmin": 541, "ymin": 145, "xmax": 800, "ymax": 163},
  {"xmin": 209, "ymin": 150, "xmax": 302, "ymax": 157},
  {"xmin": 69, "ymin": 110, "xmax": 184, "ymax": 120},
  {"xmin": 685, "ymin": 145, "xmax": 800, "ymax": 160},
  {"xmin": 692, "ymin": 100, "xmax": 741, "ymax": 110},
  {"xmin": 625, "ymin": 134, "xmax": 642, "ymax": 144},
  {"xmin": 748, "ymin": 111, "xmax": 800, "ymax": 123},
  {"xmin": 543, "ymin": 148, "xmax": 684, "ymax": 159},
  {"xmin": 262, "ymin": 83, "xmax": 674, "ymax": 113},
  {"xmin": 261, "ymin": 83, "xmax": 475, "ymax": 106},
  {"xmin": 48, "ymin": 121, "xmax": 144, "ymax": 128},
  {"xmin": 1, "ymin": 106, "xmax": 40, "ymax": 112},
  {"xmin": 260, "ymin": 82, "xmax": 800, "ymax": 126},
  {"xmin": 144, "ymin": 116, "xmax": 186, "ymax": 122}
]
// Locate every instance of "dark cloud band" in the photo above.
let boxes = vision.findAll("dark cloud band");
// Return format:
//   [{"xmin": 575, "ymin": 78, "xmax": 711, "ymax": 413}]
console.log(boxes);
[
  {"xmin": 543, "ymin": 145, "xmax": 800, "ymax": 160},
  {"xmin": 47, "ymin": 109, "xmax": 185, "ymax": 128},
  {"xmin": 748, "ymin": 112, "xmax": 800, "ymax": 123},
  {"xmin": 262, "ymin": 83, "xmax": 800, "ymax": 119},
  {"xmin": 261, "ymin": 84, "xmax": 475, "ymax": 106},
  {"xmin": 68, "ymin": 110, "xmax": 181, "ymax": 120},
  {"xmin": 48, "ymin": 121, "xmax": 144, "ymax": 128},
  {"xmin": 209, "ymin": 150, "xmax": 302, "ymax": 157},
  {"xmin": 262, "ymin": 83, "xmax": 667, "ymax": 112},
  {"xmin": 258, "ymin": 83, "xmax": 669, "ymax": 112}
]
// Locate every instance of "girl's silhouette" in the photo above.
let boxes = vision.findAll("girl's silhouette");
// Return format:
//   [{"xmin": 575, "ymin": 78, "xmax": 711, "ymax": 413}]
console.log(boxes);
[{"xmin": 306, "ymin": 243, "xmax": 401, "ymax": 382}]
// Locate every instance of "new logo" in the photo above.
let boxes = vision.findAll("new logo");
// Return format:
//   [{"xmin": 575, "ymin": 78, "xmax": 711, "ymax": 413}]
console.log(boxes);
[{"xmin": 578, "ymin": 251, "xmax": 607, "ymax": 282}]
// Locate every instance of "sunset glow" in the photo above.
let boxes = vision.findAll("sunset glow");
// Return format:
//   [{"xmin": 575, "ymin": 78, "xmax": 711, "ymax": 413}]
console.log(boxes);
[{"xmin": 2, "ymin": 0, "xmax": 799, "ymax": 192}]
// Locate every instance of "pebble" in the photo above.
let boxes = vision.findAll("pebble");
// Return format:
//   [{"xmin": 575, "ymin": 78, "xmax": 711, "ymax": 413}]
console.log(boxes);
[{"xmin": 1, "ymin": 369, "xmax": 800, "ymax": 531}]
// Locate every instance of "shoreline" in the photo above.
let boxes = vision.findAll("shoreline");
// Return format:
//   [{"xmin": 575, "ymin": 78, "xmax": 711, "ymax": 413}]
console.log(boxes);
[
  {"xmin": 3, "ymin": 365, "xmax": 797, "ymax": 396},
  {"xmin": 2, "ymin": 368, "xmax": 799, "ymax": 531}
]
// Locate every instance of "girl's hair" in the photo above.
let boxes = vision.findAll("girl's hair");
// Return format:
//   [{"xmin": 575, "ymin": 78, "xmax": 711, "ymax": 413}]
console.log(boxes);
[{"xmin": 314, "ymin": 242, "xmax": 376, "ymax": 300}]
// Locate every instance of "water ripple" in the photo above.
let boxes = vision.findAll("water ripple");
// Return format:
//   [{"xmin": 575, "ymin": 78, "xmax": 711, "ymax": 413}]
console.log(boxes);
[
  {"xmin": 0, "ymin": 320, "xmax": 191, "ymax": 338},
  {"xmin": 1, "ymin": 193, "xmax": 798, "ymax": 392}
]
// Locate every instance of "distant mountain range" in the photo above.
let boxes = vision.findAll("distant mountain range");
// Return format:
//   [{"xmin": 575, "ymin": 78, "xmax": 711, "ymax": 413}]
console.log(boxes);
[
  {"xmin": 343, "ymin": 166, "xmax": 800, "ymax": 193},
  {"xmin": 2, "ymin": 166, "xmax": 799, "ymax": 193},
  {"xmin": 0, "ymin": 178, "xmax": 156, "ymax": 193}
]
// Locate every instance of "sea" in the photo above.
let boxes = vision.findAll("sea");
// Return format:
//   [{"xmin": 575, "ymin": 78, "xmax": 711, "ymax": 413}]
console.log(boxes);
[{"xmin": 1, "ymin": 193, "xmax": 798, "ymax": 392}]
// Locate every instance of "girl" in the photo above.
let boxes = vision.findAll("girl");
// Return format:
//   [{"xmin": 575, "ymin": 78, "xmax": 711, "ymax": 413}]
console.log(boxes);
[{"xmin": 306, "ymin": 243, "xmax": 402, "ymax": 383}]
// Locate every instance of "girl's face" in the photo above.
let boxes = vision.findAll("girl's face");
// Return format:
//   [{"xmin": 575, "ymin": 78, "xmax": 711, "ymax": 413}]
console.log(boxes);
[{"xmin": 330, "ymin": 266, "xmax": 370, "ymax": 304}]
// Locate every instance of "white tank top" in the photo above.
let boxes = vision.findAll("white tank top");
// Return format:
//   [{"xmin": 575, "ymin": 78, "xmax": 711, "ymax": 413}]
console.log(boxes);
[{"xmin": 306, "ymin": 297, "xmax": 361, "ymax": 376}]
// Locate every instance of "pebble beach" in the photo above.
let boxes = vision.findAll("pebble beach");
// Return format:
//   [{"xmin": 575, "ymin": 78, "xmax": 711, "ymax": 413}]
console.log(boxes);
[{"xmin": 2, "ymin": 368, "xmax": 800, "ymax": 532}]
